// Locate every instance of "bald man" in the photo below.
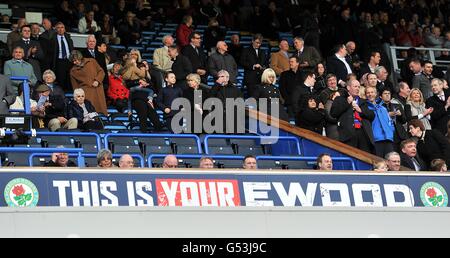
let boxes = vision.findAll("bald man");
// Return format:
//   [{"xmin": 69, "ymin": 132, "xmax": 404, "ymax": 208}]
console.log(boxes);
[
  {"xmin": 163, "ymin": 155, "xmax": 178, "ymax": 168},
  {"xmin": 119, "ymin": 154, "xmax": 135, "ymax": 168}
]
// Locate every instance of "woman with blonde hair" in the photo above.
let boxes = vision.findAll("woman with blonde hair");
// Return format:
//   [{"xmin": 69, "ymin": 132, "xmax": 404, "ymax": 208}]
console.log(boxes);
[
  {"xmin": 405, "ymin": 88, "xmax": 433, "ymax": 130},
  {"xmin": 253, "ymin": 68, "xmax": 288, "ymax": 121}
]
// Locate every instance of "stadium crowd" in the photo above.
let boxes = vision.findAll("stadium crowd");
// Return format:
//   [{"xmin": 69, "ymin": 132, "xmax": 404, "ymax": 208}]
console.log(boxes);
[{"xmin": 0, "ymin": 0, "xmax": 450, "ymax": 171}]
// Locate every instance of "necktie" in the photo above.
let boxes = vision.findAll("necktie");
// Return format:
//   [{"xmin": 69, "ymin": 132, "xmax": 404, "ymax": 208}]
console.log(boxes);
[
  {"xmin": 412, "ymin": 157, "xmax": 421, "ymax": 171},
  {"xmin": 439, "ymin": 95, "xmax": 445, "ymax": 101},
  {"xmin": 60, "ymin": 36, "xmax": 67, "ymax": 59},
  {"xmin": 90, "ymin": 50, "xmax": 95, "ymax": 58},
  {"xmin": 25, "ymin": 40, "xmax": 29, "ymax": 45},
  {"xmin": 195, "ymin": 47, "xmax": 199, "ymax": 55}
]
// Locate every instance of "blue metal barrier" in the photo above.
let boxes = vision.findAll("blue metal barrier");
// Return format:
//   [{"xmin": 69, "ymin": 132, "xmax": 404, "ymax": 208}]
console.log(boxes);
[
  {"xmin": 147, "ymin": 154, "xmax": 245, "ymax": 168},
  {"xmin": 29, "ymin": 153, "xmax": 145, "ymax": 168},
  {"xmin": 256, "ymin": 156, "xmax": 356, "ymax": 171},
  {"xmin": 9, "ymin": 76, "xmax": 31, "ymax": 115},
  {"xmin": 104, "ymin": 133, "xmax": 202, "ymax": 152},
  {"xmin": 0, "ymin": 147, "xmax": 84, "ymax": 167},
  {"xmin": 204, "ymin": 135, "xmax": 301, "ymax": 155}
]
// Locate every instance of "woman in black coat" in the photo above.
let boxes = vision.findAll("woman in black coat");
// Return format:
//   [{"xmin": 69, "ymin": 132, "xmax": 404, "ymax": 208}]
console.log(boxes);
[
  {"xmin": 408, "ymin": 119, "xmax": 450, "ymax": 169},
  {"xmin": 296, "ymin": 96, "xmax": 325, "ymax": 135},
  {"xmin": 68, "ymin": 88, "xmax": 104, "ymax": 131}
]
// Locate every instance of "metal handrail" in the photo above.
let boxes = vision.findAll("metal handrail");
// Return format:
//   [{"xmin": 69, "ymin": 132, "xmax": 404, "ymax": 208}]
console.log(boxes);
[
  {"xmin": 0, "ymin": 147, "xmax": 84, "ymax": 167},
  {"xmin": 203, "ymin": 135, "xmax": 302, "ymax": 155},
  {"xmin": 389, "ymin": 46, "xmax": 450, "ymax": 72},
  {"xmin": 29, "ymin": 153, "xmax": 145, "ymax": 168}
]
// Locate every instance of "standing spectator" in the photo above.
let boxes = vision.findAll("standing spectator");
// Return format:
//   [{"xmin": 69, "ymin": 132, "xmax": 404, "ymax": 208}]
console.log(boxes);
[
  {"xmin": 176, "ymin": 15, "xmax": 194, "ymax": 48},
  {"xmin": 330, "ymin": 79, "xmax": 375, "ymax": 153},
  {"xmin": 292, "ymin": 37, "xmax": 322, "ymax": 73},
  {"xmin": 366, "ymin": 86, "xmax": 395, "ymax": 158},
  {"xmin": 405, "ymin": 88, "xmax": 433, "ymax": 130},
  {"xmin": 228, "ymin": 34, "xmax": 243, "ymax": 66},
  {"xmin": 279, "ymin": 56, "xmax": 303, "ymax": 117},
  {"xmin": 324, "ymin": 91, "xmax": 341, "ymax": 140},
  {"xmin": 208, "ymin": 41, "xmax": 238, "ymax": 84},
  {"xmin": 381, "ymin": 89, "xmax": 409, "ymax": 152},
  {"xmin": 6, "ymin": 18, "xmax": 26, "ymax": 53},
  {"xmin": 153, "ymin": 35, "xmax": 174, "ymax": 73},
  {"xmin": 182, "ymin": 73, "xmax": 210, "ymax": 133},
  {"xmin": 316, "ymin": 153, "xmax": 333, "ymax": 171},
  {"xmin": 243, "ymin": 155, "xmax": 257, "ymax": 170},
  {"xmin": 241, "ymin": 34, "xmax": 268, "ymax": 98},
  {"xmin": 119, "ymin": 154, "xmax": 135, "ymax": 169},
  {"xmin": 168, "ymin": 45, "xmax": 192, "ymax": 90},
  {"xmin": 156, "ymin": 72, "xmax": 183, "ymax": 132},
  {"xmin": 13, "ymin": 25, "xmax": 44, "ymax": 82},
  {"xmin": 385, "ymin": 152, "xmax": 401, "ymax": 171},
  {"xmin": 118, "ymin": 12, "xmax": 141, "ymax": 47},
  {"xmin": 319, "ymin": 74, "xmax": 346, "ymax": 105},
  {"xmin": 78, "ymin": 11, "xmax": 100, "ymax": 34},
  {"xmin": 270, "ymin": 39, "xmax": 290, "ymax": 76},
  {"xmin": 3, "ymin": 47, "xmax": 37, "ymax": 94},
  {"xmin": 39, "ymin": 18, "xmax": 55, "ymax": 71},
  {"xmin": 327, "ymin": 44, "xmax": 353, "ymax": 87},
  {"xmin": 203, "ymin": 18, "xmax": 225, "ymax": 53},
  {"xmin": 0, "ymin": 74, "xmax": 16, "ymax": 115},
  {"xmin": 69, "ymin": 50, "xmax": 107, "ymax": 115},
  {"xmin": 68, "ymin": 88, "xmax": 104, "ymax": 131},
  {"xmin": 375, "ymin": 66, "xmax": 395, "ymax": 94},
  {"xmin": 345, "ymin": 41, "xmax": 363, "ymax": 76},
  {"xmin": 107, "ymin": 63, "xmax": 129, "ymax": 113},
  {"xmin": 56, "ymin": 0, "xmax": 73, "ymax": 29},
  {"xmin": 400, "ymin": 138, "xmax": 426, "ymax": 171},
  {"xmin": 392, "ymin": 82, "xmax": 411, "ymax": 109},
  {"xmin": 253, "ymin": 68, "xmax": 288, "ymax": 121},
  {"xmin": 81, "ymin": 35, "xmax": 108, "ymax": 88},
  {"xmin": 291, "ymin": 72, "xmax": 319, "ymax": 116},
  {"xmin": 359, "ymin": 51, "xmax": 381, "ymax": 76},
  {"xmin": 408, "ymin": 119, "xmax": 450, "ymax": 170},
  {"xmin": 426, "ymin": 78, "xmax": 450, "ymax": 135},
  {"xmin": 314, "ymin": 63, "xmax": 327, "ymax": 93},
  {"xmin": 334, "ymin": 6, "xmax": 358, "ymax": 44},
  {"xmin": 425, "ymin": 27, "xmax": 444, "ymax": 58},
  {"xmin": 412, "ymin": 60, "xmax": 434, "ymax": 100},
  {"xmin": 100, "ymin": 14, "xmax": 120, "ymax": 45},
  {"xmin": 296, "ymin": 96, "xmax": 325, "ymax": 135},
  {"xmin": 50, "ymin": 22, "xmax": 73, "ymax": 92},
  {"xmin": 182, "ymin": 32, "xmax": 208, "ymax": 84}
]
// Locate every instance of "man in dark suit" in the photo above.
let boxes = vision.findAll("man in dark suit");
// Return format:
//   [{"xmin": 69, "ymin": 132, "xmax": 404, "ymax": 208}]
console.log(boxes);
[
  {"xmin": 330, "ymin": 79, "xmax": 375, "ymax": 153},
  {"xmin": 279, "ymin": 56, "xmax": 304, "ymax": 117},
  {"xmin": 326, "ymin": 44, "xmax": 353, "ymax": 87},
  {"xmin": 0, "ymin": 74, "xmax": 17, "ymax": 115},
  {"xmin": 400, "ymin": 138, "xmax": 426, "ymax": 171},
  {"xmin": 168, "ymin": 45, "xmax": 192, "ymax": 90},
  {"xmin": 292, "ymin": 37, "xmax": 321, "ymax": 73},
  {"xmin": 241, "ymin": 34, "xmax": 268, "ymax": 98},
  {"xmin": 13, "ymin": 25, "xmax": 45, "ymax": 81},
  {"xmin": 50, "ymin": 22, "xmax": 74, "ymax": 91},
  {"xmin": 426, "ymin": 78, "xmax": 450, "ymax": 135},
  {"xmin": 80, "ymin": 35, "xmax": 108, "ymax": 88},
  {"xmin": 375, "ymin": 66, "xmax": 395, "ymax": 94},
  {"xmin": 181, "ymin": 32, "xmax": 208, "ymax": 84},
  {"xmin": 291, "ymin": 71, "xmax": 320, "ymax": 116}
]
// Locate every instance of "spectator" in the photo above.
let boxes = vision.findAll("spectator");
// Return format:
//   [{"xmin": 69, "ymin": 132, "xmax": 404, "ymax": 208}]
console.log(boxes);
[
  {"xmin": 13, "ymin": 24, "xmax": 44, "ymax": 82},
  {"xmin": 330, "ymin": 79, "xmax": 375, "ymax": 153},
  {"xmin": 176, "ymin": 15, "xmax": 194, "ymax": 48},
  {"xmin": 56, "ymin": 0, "xmax": 73, "ymax": 29},
  {"xmin": 4, "ymin": 46, "xmax": 37, "ymax": 94},
  {"xmin": 69, "ymin": 50, "xmax": 108, "ymax": 115},
  {"xmin": 279, "ymin": 56, "xmax": 303, "ymax": 117},
  {"xmin": 81, "ymin": 35, "xmax": 108, "ymax": 88},
  {"xmin": 391, "ymin": 82, "xmax": 411, "ymax": 109},
  {"xmin": 182, "ymin": 73, "xmax": 210, "ymax": 133},
  {"xmin": 97, "ymin": 149, "xmax": 114, "ymax": 168},
  {"xmin": 119, "ymin": 154, "xmax": 135, "ymax": 169},
  {"xmin": 360, "ymin": 51, "xmax": 381, "ymax": 77},
  {"xmin": 118, "ymin": 12, "xmax": 141, "ymax": 47},
  {"xmin": 163, "ymin": 155, "xmax": 178, "ymax": 168},
  {"xmin": 68, "ymin": 88, "xmax": 104, "ymax": 131},
  {"xmin": 385, "ymin": 152, "xmax": 401, "ymax": 171},
  {"xmin": 39, "ymin": 18, "xmax": 55, "ymax": 71},
  {"xmin": 50, "ymin": 22, "xmax": 73, "ymax": 92},
  {"xmin": 100, "ymin": 14, "xmax": 120, "ymax": 45},
  {"xmin": 203, "ymin": 18, "xmax": 225, "ymax": 53},
  {"xmin": 405, "ymin": 88, "xmax": 433, "ymax": 130},
  {"xmin": 270, "ymin": 39, "xmax": 290, "ymax": 76},
  {"xmin": 168, "ymin": 45, "xmax": 192, "ymax": 90},
  {"xmin": 227, "ymin": 34, "xmax": 243, "ymax": 66},
  {"xmin": 241, "ymin": 34, "xmax": 268, "ymax": 98},
  {"xmin": 316, "ymin": 153, "xmax": 333, "ymax": 171},
  {"xmin": 153, "ymin": 35, "xmax": 174, "ymax": 72},
  {"xmin": 208, "ymin": 41, "xmax": 238, "ymax": 84},
  {"xmin": 0, "ymin": 74, "xmax": 17, "ymax": 115},
  {"xmin": 380, "ymin": 89, "xmax": 409, "ymax": 152},
  {"xmin": 107, "ymin": 62, "xmax": 129, "ymax": 113},
  {"xmin": 45, "ymin": 147, "xmax": 76, "ymax": 167},
  {"xmin": 296, "ymin": 95, "xmax": 325, "ymax": 135},
  {"xmin": 156, "ymin": 72, "xmax": 183, "ymax": 132},
  {"xmin": 314, "ymin": 63, "xmax": 327, "ymax": 93},
  {"xmin": 78, "ymin": 11, "xmax": 100, "ymax": 34},
  {"xmin": 319, "ymin": 74, "xmax": 346, "ymax": 105},
  {"xmin": 6, "ymin": 18, "xmax": 26, "ymax": 53},
  {"xmin": 366, "ymin": 86, "xmax": 394, "ymax": 158},
  {"xmin": 400, "ymin": 138, "xmax": 426, "ymax": 171},
  {"xmin": 291, "ymin": 72, "xmax": 319, "ymax": 116},
  {"xmin": 327, "ymin": 44, "xmax": 353, "ymax": 87},
  {"xmin": 324, "ymin": 91, "xmax": 341, "ymax": 140},
  {"xmin": 345, "ymin": 41, "xmax": 363, "ymax": 75},
  {"xmin": 410, "ymin": 59, "xmax": 434, "ymax": 99},
  {"xmin": 424, "ymin": 27, "xmax": 444, "ymax": 58},
  {"xmin": 199, "ymin": 157, "xmax": 214, "ymax": 169},
  {"xmin": 41, "ymin": 69, "xmax": 65, "ymax": 100},
  {"xmin": 430, "ymin": 159, "xmax": 448, "ymax": 172},
  {"xmin": 375, "ymin": 66, "xmax": 395, "ymax": 94},
  {"xmin": 253, "ymin": 68, "xmax": 288, "ymax": 121},
  {"xmin": 373, "ymin": 160, "xmax": 388, "ymax": 172},
  {"xmin": 243, "ymin": 155, "xmax": 257, "ymax": 170},
  {"xmin": 182, "ymin": 32, "xmax": 208, "ymax": 84},
  {"xmin": 426, "ymin": 78, "xmax": 450, "ymax": 135},
  {"xmin": 408, "ymin": 119, "xmax": 450, "ymax": 170},
  {"xmin": 292, "ymin": 37, "xmax": 321, "ymax": 73}
]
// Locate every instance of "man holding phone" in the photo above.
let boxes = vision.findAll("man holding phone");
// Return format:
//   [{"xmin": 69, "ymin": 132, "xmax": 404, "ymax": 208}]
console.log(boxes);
[{"xmin": 45, "ymin": 146, "xmax": 77, "ymax": 167}]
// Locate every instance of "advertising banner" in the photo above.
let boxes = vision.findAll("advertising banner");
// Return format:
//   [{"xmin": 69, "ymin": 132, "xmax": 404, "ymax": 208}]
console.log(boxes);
[{"xmin": 1, "ymin": 170, "xmax": 449, "ymax": 208}]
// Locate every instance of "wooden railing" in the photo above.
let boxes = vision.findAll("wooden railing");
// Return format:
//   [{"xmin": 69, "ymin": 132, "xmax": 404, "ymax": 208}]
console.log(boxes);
[{"xmin": 247, "ymin": 109, "xmax": 385, "ymax": 166}]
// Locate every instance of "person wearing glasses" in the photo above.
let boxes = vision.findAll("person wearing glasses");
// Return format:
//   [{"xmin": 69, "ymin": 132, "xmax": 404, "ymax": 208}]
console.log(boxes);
[
  {"xmin": 385, "ymin": 152, "xmax": 401, "ymax": 171},
  {"xmin": 181, "ymin": 32, "xmax": 208, "ymax": 84}
]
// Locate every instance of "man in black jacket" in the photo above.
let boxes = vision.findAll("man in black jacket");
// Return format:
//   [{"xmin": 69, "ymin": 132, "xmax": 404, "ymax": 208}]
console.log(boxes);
[
  {"xmin": 279, "ymin": 56, "xmax": 304, "ymax": 117},
  {"xmin": 426, "ymin": 78, "xmax": 450, "ymax": 135},
  {"xmin": 241, "ymin": 34, "xmax": 268, "ymax": 98},
  {"xmin": 400, "ymin": 138, "xmax": 426, "ymax": 171},
  {"xmin": 291, "ymin": 72, "xmax": 319, "ymax": 116},
  {"xmin": 168, "ymin": 45, "xmax": 192, "ymax": 90},
  {"xmin": 50, "ymin": 22, "xmax": 74, "ymax": 91},
  {"xmin": 13, "ymin": 25, "xmax": 45, "ymax": 81},
  {"xmin": 182, "ymin": 32, "xmax": 208, "ymax": 84},
  {"xmin": 326, "ymin": 44, "xmax": 353, "ymax": 87},
  {"xmin": 330, "ymin": 79, "xmax": 375, "ymax": 153},
  {"xmin": 156, "ymin": 72, "xmax": 183, "ymax": 132}
]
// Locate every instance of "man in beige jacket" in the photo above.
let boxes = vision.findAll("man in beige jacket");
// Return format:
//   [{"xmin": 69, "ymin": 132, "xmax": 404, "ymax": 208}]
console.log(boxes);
[{"xmin": 270, "ymin": 39, "xmax": 290, "ymax": 76}]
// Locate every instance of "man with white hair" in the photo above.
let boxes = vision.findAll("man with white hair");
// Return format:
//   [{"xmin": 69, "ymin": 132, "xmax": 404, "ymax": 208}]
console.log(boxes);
[
  {"xmin": 163, "ymin": 155, "xmax": 178, "ymax": 168},
  {"xmin": 81, "ymin": 35, "xmax": 108, "ymax": 87},
  {"xmin": 119, "ymin": 154, "xmax": 135, "ymax": 168},
  {"xmin": 385, "ymin": 152, "xmax": 401, "ymax": 171},
  {"xmin": 153, "ymin": 35, "xmax": 174, "ymax": 72},
  {"xmin": 208, "ymin": 41, "xmax": 238, "ymax": 84}
]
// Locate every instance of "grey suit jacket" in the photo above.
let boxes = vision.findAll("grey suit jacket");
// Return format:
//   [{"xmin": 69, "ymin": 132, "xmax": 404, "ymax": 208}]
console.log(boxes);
[
  {"xmin": 412, "ymin": 73, "xmax": 432, "ymax": 99},
  {"xmin": 0, "ymin": 74, "xmax": 17, "ymax": 114}
]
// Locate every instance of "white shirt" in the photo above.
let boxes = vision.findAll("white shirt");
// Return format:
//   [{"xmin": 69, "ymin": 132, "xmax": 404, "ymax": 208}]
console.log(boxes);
[
  {"xmin": 336, "ymin": 54, "xmax": 352, "ymax": 74},
  {"xmin": 58, "ymin": 35, "xmax": 70, "ymax": 59}
]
